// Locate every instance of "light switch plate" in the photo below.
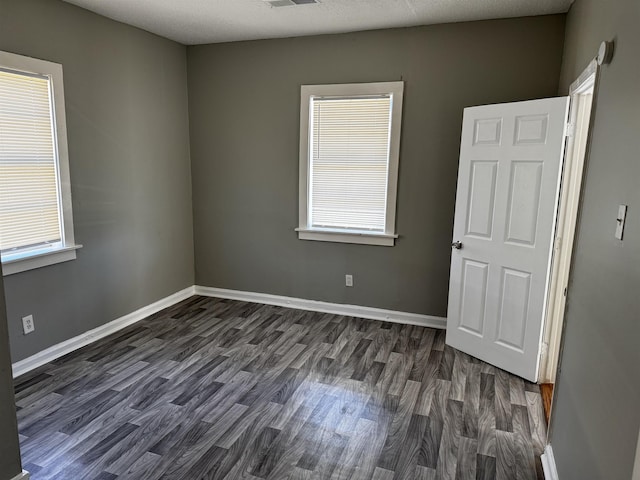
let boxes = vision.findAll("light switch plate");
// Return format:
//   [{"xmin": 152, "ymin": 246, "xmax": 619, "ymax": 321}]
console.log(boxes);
[{"xmin": 615, "ymin": 204, "xmax": 627, "ymax": 240}]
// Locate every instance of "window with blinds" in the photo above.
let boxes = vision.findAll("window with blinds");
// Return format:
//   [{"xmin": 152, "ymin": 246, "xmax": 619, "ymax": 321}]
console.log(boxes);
[
  {"xmin": 309, "ymin": 96, "xmax": 391, "ymax": 232},
  {"xmin": 0, "ymin": 68, "xmax": 62, "ymax": 253},
  {"xmin": 298, "ymin": 82, "xmax": 404, "ymax": 247},
  {"xmin": 0, "ymin": 50, "xmax": 78, "ymax": 275}
]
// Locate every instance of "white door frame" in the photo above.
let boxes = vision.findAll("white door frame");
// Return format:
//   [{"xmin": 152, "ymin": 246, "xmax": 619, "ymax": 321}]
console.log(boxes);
[{"xmin": 538, "ymin": 59, "xmax": 599, "ymax": 384}]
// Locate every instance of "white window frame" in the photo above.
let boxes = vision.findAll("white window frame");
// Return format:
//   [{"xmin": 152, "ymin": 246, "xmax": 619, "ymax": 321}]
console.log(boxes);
[
  {"xmin": 296, "ymin": 81, "xmax": 404, "ymax": 247},
  {"xmin": 0, "ymin": 51, "xmax": 80, "ymax": 276}
]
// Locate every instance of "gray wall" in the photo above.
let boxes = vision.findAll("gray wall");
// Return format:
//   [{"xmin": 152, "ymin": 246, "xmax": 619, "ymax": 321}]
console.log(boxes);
[
  {"xmin": 549, "ymin": 0, "xmax": 640, "ymax": 478},
  {"xmin": 0, "ymin": 0, "xmax": 195, "ymax": 362},
  {"xmin": 0, "ymin": 276, "xmax": 22, "ymax": 479},
  {"xmin": 188, "ymin": 16, "xmax": 566, "ymax": 316}
]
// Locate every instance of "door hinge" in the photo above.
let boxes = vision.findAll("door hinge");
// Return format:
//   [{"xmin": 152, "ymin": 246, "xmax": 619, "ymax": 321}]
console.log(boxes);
[
  {"xmin": 539, "ymin": 342, "xmax": 549, "ymax": 365},
  {"xmin": 554, "ymin": 236, "xmax": 562, "ymax": 251},
  {"xmin": 540, "ymin": 342, "xmax": 549, "ymax": 358},
  {"xmin": 566, "ymin": 122, "xmax": 576, "ymax": 138}
]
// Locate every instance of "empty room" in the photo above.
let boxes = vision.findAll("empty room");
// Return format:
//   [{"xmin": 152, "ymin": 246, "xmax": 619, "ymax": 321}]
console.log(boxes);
[{"xmin": 0, "ymin": 0, "xmax": 638, "ymax": 479}]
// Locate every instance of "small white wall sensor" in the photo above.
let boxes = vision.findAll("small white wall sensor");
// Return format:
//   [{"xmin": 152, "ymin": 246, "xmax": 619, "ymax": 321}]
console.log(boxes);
[{"xmin": 597, "ymin": 41, "xmax": 614, "ymax": 65}]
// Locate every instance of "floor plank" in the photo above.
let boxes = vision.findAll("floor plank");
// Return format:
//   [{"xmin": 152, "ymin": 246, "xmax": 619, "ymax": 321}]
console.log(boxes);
[{"xmin": 15, "ymin": 296, "xmax": 546, "ymax": 479}]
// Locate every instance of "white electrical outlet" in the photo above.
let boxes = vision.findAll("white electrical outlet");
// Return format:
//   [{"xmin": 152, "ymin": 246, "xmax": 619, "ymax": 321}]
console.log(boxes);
[
  {"xmin": 22, "ymin": 315, "xmax": 35, "ymax": 334},
  {"xmin": 345, "ymin": 274, "xmax": 353, "ymax": 287}
]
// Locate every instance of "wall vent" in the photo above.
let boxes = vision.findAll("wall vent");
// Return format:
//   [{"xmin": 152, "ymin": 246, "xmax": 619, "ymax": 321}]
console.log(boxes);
[{"xmin": 265, "ymin": 0, "xmax": 318, "ymax": 7}]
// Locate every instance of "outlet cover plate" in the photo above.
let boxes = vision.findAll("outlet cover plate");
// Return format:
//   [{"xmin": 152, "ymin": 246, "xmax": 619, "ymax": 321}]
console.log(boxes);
[{"xmin": 22, "ymin": 315, "xmax": 34, "ymax": 334}]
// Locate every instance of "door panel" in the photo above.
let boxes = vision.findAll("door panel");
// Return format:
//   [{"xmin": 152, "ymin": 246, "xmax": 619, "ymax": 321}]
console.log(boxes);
[
  {"xmin": 447, "ymin": 97, "xmax": 569, "ymax": 382},
  {"xmin": 459, "ymin": 259, "xmax": 489, "ymax": 336},
  {"xmin": 466, "ymin": 161, "xmax": 498, "ymax": 238},
  {"xmin": 514, "ymin": 114, "xmax": 549, "ymax": 145},
  {"xmin": 496, "ymin": 267, "xmax": 531, "ymax": 351},
  {"xmin": 473, "ymin": 118, "xmax": 502, "ymax": 145},
  {"xmin": 505, "ymin": 161, "xmax": 543, "ymax": 245}
]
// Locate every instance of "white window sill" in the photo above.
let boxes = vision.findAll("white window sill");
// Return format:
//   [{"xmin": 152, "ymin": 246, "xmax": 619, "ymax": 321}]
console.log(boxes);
[
  {"xmin": 1, "ymin": 244, "xmax": 82, "ymax": 276},
  {"xmin": 296, "ymin": 228, "xmax": 397, "ymax": 246}
]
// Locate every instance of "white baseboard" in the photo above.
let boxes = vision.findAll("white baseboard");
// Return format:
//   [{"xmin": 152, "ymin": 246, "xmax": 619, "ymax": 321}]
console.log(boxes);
[
  {"xmin": 11, "ymin": 470, "xmax": 30, "ymax": 480},
  {"xmin": 12, "ymin": 285, "xmax": 446, "ymax": 379},
  {"xmin": 541, "ymin": 445, "xmax": 560, "ymax": 480},
  {"xmin": 12, "ymin": 286, "xmax": 195, "ymax": 378},
  {"xmin": 194, "ymin": 286, "xmax": 447, "ymax": 330}
]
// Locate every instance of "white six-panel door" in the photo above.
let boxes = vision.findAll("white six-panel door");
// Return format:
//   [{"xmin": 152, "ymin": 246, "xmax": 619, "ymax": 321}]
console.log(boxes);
[{"xmin": 447, "ymin": 97, "xmax": 569, "ymax": 382}]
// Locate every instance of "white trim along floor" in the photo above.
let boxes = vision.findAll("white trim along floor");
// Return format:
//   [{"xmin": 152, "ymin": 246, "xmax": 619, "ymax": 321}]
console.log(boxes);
[{"xmin": 12, "ymin": 285, "xmax": 447, "ymax": 378}]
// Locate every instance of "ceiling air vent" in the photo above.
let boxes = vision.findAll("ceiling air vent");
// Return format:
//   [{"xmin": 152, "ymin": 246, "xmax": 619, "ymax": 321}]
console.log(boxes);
[{"xmin": 265, "ymin": 0, "xmax": 318, "ymax": 7}]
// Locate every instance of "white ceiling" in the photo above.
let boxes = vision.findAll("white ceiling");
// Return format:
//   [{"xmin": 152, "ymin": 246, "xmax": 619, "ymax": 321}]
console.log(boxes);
[{"xmin": 61, "ymin": 0, "xmax": 573, "ymax": 45}]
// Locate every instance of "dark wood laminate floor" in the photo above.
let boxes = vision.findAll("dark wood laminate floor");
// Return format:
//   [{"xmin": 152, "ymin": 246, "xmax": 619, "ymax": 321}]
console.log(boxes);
[{"xmin": 14, "ymin": 296, "xmax": 547, "ymax": 480}]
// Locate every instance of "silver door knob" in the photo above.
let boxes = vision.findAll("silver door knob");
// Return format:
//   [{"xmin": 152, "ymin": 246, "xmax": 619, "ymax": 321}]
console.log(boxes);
[{"xmin": 451, "ymin": 241, "xmax": 463, "ymax": 249}]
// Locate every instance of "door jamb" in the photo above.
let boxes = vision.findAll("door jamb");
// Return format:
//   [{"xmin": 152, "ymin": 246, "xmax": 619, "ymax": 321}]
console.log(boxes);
[{"xmin": 538, "ymin": 59, "xmax": 599, "ymax": 385}]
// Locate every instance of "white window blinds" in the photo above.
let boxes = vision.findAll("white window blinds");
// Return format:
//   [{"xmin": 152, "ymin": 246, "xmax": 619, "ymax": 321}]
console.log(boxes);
[
  {"xmin": 0, "ymin": 68, "xmax": 62, "ymax": 252},
  {"xmin": 309, "ymin": 95, "xmax": 392, "ymax": 232}
]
